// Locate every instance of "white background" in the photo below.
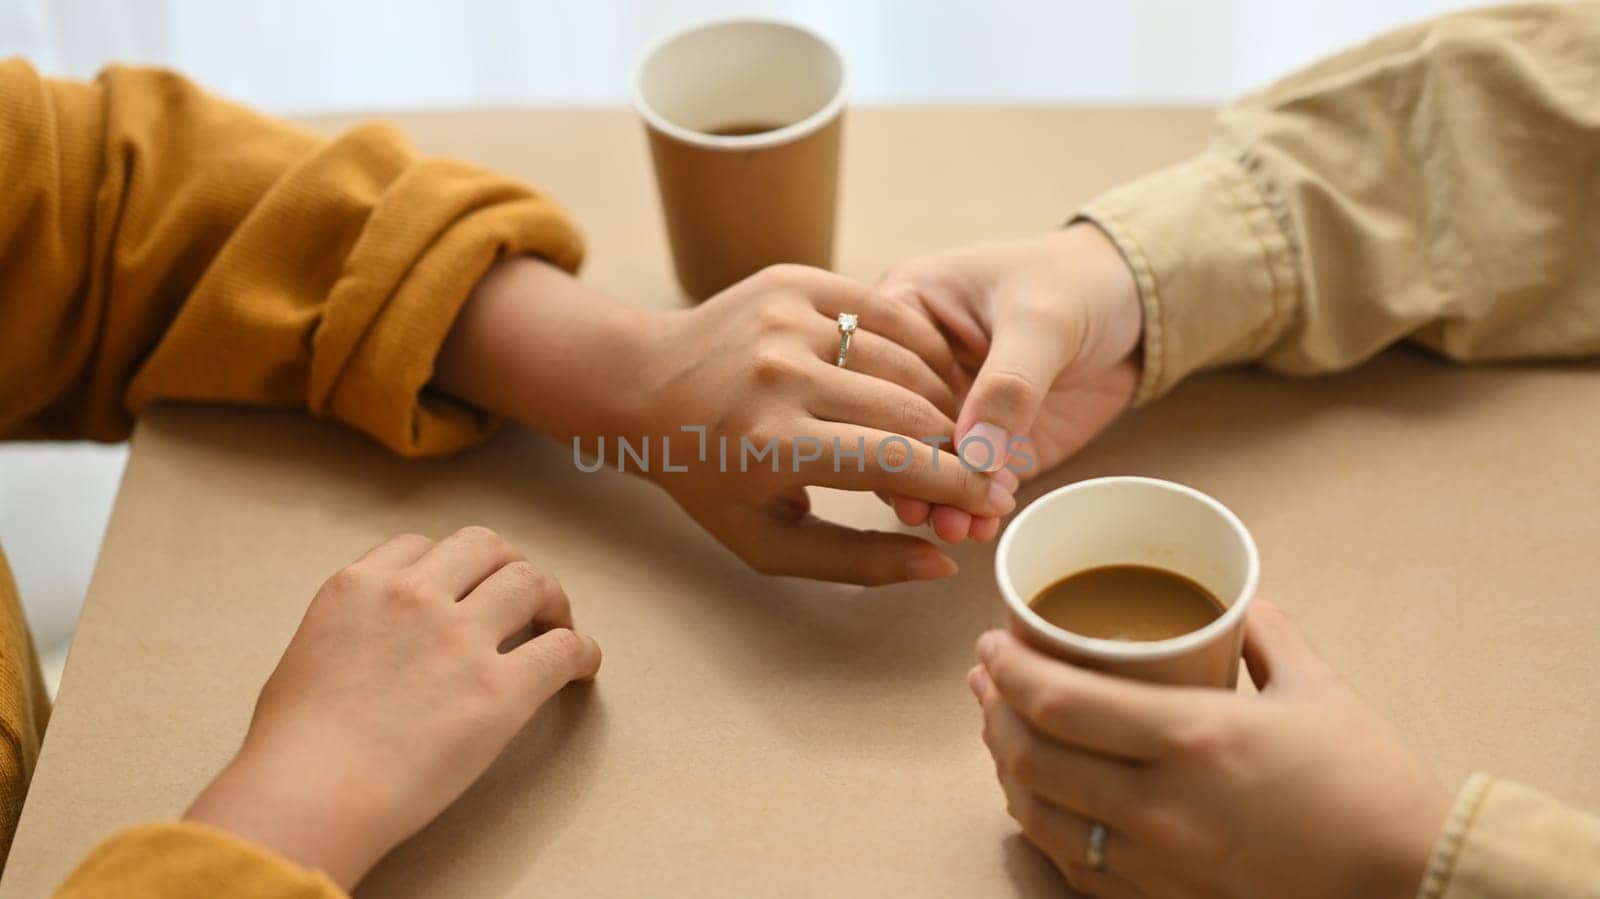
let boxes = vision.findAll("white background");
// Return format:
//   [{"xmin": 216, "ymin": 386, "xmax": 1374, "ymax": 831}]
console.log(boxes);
[{"xmin": 0, "ymin": 0, "xmax": 1492, "ymax": 692}]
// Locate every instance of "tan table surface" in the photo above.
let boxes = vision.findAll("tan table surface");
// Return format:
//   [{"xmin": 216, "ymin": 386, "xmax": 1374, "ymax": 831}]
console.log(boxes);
[{"xmin": 6, "ymin": 107, "xmax": 1599, "ymax": 898}]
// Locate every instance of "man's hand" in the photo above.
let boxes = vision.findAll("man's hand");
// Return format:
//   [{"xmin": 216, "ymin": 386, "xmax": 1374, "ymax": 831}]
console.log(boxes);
[{"xmin": 878, "ymin": 224, "xmax": 1143, "ymax": 542}]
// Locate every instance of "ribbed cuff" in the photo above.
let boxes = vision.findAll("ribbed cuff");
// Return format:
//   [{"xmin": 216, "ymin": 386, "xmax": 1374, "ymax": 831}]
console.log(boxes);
[
  {"xmin": 54, "ymin": 822, "xmax": 345, "ymax": 898},
  {"xmin": 307, "ymin": 131, "xmax": 585, "ymax": 458},
  {"xmin": 1075, "ymin": 147, "xmax": 1299, "ymax": 405}
]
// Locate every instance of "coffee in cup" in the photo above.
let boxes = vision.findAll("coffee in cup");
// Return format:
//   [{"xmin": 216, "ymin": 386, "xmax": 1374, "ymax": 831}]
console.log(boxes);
[
  {"xmin": 995, "ymin": 476, "xmax": 1259, "ymax": 688},
  {"xmin": 633, "ymin": 19, "xmax": 847, "ymax": 301}
]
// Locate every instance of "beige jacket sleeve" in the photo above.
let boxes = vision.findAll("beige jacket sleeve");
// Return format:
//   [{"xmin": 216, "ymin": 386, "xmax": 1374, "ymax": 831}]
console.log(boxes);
[
  {"xmin": 1075, "ymin": 5, "xmax": 1600, "ymax": 897},
  {"xmin": 1077, "ymin": 3, "xmax": 1600, "ymax": 406}
]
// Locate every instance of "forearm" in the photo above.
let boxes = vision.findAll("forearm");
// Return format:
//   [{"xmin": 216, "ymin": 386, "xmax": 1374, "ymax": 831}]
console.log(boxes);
[
  {"xmin": 433, "ymin": 255, "xmax": 661, "ymax": 443},
  {"xmin": 1078, "ymin": 4, "xmax": 1600, "ymax": 403}
]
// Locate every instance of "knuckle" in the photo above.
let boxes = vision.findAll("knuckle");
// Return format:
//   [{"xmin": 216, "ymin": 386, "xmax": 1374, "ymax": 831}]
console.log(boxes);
[
  {"xmin": 535, "ymin": 628, "xmax": 587, "ymax": 673},
  {"xmin": 1027, "ymin": 690, "xmax": 1073, "ymax": 732},
  {"xmin": 1131, "ymin": 803, "xmax": 1192, "ymax": 853},
  {"xmin": 384, "ymin": 572, "xmax": 438, "ymax": 608},
  {"xmin": 876, "ymin": 436, "xmax": 912, "ymax": 472},
  {"xmin": 453, "ymin": 524, "xmax": 500, "ymax": 544},
  {"xmin": 749, "ymin": 349, "xmax": 802, "ymax": 388},
  {"xmin": 319, "ymin": 564, "xmax": 372, "ymax": 598},
  {"xmin": 1165, "ymin": 717, "xmax": 1232, "ymax": 760},
  {"xmin": 1006, "ymin": 746, "xmax": 1043, "ymax": 790},
  {"xmin": 756, "ymin": 302, "xmax": 802, "ymax": 335},
  {"xmin": 980, "ymin": 365, "xmax": 1039, "ymax": 408},
  {"xmin": 757, "ymin": 263, "xmax": 809, "ymax": 289},
  {"xmin": 1006, "ymin": 792, "xmax": 1043, "ymax": 833},
  {"xmin": 455, "ymin": 525, "xmax": 511, "ymax": 555}
]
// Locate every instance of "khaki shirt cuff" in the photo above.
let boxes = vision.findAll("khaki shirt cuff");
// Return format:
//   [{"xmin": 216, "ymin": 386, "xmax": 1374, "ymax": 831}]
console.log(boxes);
[
  {"xmin": 1075, "ymin": 149, "xmax": 1299, "ymax": 405},
  {"xmin": 1418, "ymin": 773, "xmax": 1600, "ymax": 899}
]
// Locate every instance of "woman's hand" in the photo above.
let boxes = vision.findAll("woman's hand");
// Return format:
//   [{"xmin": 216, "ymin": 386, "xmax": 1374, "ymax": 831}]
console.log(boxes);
[
  {"xmin": 437, "ymin": 259, "xmax": 1016, "ymax": 586},
  {"xmin": 184, "ymin": 528, "xmax": 601, "ymax": 890},
  {"xmin": 877, "ymin": 224, "xmax": 1143, "ymax": 542},
  {"xmin": 969, "ymin": 603, "xmax": 1452, "ymax": 899},
  {"xmin": 633, "ymin": 264, "xmax": 1018, "ymax": 584}
]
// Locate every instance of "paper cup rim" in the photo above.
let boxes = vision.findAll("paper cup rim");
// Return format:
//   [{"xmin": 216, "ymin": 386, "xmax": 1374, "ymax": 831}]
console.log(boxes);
[
  {"xmin": 631, "ymin": 18, "xmax": 849, "ymax": 151},
  {"xmin": 994, "ymin": 476, "xmax": 1261, "ymax": 662}
]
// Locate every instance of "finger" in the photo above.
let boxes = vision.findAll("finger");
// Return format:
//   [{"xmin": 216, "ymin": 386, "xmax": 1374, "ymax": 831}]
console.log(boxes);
[
  {"xmin": 957, "ymin": 318, "xmax": 1079, "ymax": 472},
  {"xmin": 461, "ymin": 560, "xmax": 574, "ymax": 644},
  {"xmin": 1060, "ymin": 863, "xmax": 1146, "ymax": 899},
  {"xmin": 892, "ymin": 496, "xmax": 932, "ymax": 527},
  {"xmin": 1242, "ymin": 600, "xmax": 1330, "ymax": 693},
  {"xmin": 404, "ymin": 525, "xmax": 523, "ymax": 599},
  {"xmin": 505, "ymin": 627, "xmax": 603, "ymax": 714},
  {"xmin": 979, "ymin": 630, "xmax": 1193, "ymax": 760},
  {"xmin": 805, "ymin": 363, "xmax": 957, "ymax": 443},
  {"xmin": 352, "ymin": 533, "xmax": 433, "ymax": 570},
  {"xmin": 996, "ymin": 780, "xmax": 1146, "ymax": 898},
  {"xmin": 821, "ymin": 329, "xmax": 961, "ymax": 418},
  {"xmin": 982, "ymin": 680, "xmax": 1145, "ymax": 828},
  {"xmin": 969, "ymin": 514, "xmax": 1003, "ymax": 542},
  {"xmin": 931, "ymin": 504, "xmax": 975, "ymax": 543},
  {"xmin": 797, "ymin": 423, "xmax": 1015, "ymax": 518},
  {"xmin": 743, "ymin": 513, "xmax": 958, "ymax": 585},
  {"xmin": 802, "ymin": 273, "xmax": 960, "ymax": 392}
]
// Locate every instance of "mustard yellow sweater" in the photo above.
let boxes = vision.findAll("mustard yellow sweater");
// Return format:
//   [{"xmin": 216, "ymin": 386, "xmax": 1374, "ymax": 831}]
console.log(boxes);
[{"xmin": 0, "ymin": 58, "xmax": 582, "ymax": 895}]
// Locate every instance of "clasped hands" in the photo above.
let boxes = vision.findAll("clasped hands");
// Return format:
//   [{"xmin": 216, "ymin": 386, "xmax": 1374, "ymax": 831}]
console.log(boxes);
[{"xmin": 614, "ymin": 221, "xmax": 1145, "ymax": 584}]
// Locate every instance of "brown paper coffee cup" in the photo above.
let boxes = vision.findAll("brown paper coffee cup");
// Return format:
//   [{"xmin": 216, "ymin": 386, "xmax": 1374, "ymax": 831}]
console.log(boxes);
[
  {"xmin": 634, "ymin": 20, "xmax": 846, "ymax": 301},
  {"xmin": 995, "ymin": 477, "xmax": 1260, "ymax": 688}
]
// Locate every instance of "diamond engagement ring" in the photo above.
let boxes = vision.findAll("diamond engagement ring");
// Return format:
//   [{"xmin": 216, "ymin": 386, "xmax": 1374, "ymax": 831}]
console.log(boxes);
[
  {"xmin": 1086, "ymin": 822, "xmax": 1108, "ymax": 870},
  {"xmin": 835, "ymin": 312, "xmax": 858, "ymax": 367}
]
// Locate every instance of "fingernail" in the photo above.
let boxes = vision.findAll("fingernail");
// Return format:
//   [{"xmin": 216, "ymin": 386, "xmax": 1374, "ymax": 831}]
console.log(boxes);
[
  {"xmin": 907, "ymin": 552, "xmax": 959, "ymax": 581},
  {"xmin": 977, "ymin": 630, "xmax": 1002, "ymax": 662},
  {"xmin": 967, "ymin": 664, "xmax": 992, "ymax": 699},
  {"xmin": 988, "ymin": 480, "xmax": 1017, "ymax": 516},
  {"xmin": 961, "ymin": 422, "xmax": 1010, "ymax": 473}
]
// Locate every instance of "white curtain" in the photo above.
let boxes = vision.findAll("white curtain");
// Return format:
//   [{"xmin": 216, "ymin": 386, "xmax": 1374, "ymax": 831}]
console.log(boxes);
[{"xmin": 3, "ymin": 0, "xmax": 1494, "ymax": 113}]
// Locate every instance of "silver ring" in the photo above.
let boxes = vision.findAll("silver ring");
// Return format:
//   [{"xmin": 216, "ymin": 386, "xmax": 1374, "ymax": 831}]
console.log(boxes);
[
  {"xmin": 835, "ymin": 312, "xmax": 858, "ymax": 367},
  {"xmin": 1086, "ymin": 822, "xmax": 1108, "ymax": 871}
]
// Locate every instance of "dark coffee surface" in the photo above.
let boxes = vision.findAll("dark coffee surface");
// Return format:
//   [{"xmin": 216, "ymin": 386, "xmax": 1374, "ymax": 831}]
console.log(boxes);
[
  {"xmin": 1029, "ymin": 564, "xmax": 1224, "ymax": 642},
  {"xmin": 706, "ymin": 120, "xmax": 786, "ymax": 136}
]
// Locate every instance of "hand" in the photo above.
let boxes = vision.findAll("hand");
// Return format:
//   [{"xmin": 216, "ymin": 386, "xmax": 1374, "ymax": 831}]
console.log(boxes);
[
  {"xmin": 436, "ymin": 259, "xmax": 1016, "ymax": 586},
  {"xmin": 184, "ymin": 528, "xmax": 602, "ymax": 889},
  {"xmin": 969, "ymin": 603, "xmax": 1452, "ymax": 899},
  {"xmin": 877, "ymin": 224, "xmax": 1142, "ymax": 542},
  {"xmin": 634, "ymin": 264, "xmax": 1018, "ymax": 584}
]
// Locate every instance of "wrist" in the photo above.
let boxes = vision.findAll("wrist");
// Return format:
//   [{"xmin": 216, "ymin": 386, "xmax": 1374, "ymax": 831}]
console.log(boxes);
[
  {"xmin": 435, "ymin": 256, "xmax": 660, "ymax": 441},
  {"xmin": 183, "ymin": 741, "xmax": 394, "ymax": 890}
]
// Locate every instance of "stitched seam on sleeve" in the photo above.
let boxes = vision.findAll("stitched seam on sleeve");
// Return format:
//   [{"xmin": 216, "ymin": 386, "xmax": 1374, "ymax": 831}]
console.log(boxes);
[
  {"xmin": 1207, "ymin": 148, "xmax": 1293, "ymax": 362},
  {"xmin": 1221, "ymin": 140, "xmax": 1304, "ymax": 361},
  {"xmin": 1416, "ymin": 773, "xmax": 1494, "ymax": 899},
  {"xmin": 1085, "ymin": 206, "xmax": 1166, "ymax": 400}
]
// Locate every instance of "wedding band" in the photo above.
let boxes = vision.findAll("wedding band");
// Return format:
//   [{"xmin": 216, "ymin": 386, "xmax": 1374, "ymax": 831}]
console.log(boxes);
[
  {"xmin": 835, "ymin": 312, "xmax": 858, "ymax": 367},
  {"xmin": 1086, "ymin": 822, "xmax": 1108, "ymax": 871}
]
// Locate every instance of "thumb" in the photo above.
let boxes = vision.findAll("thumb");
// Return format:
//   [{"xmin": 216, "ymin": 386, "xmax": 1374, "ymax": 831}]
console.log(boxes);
[
  {"xmin": 1242, "ymin": 600, "xmax": 1333, "ymax": 694},
  {"xmin": 956, "ymin": 317, "xmax": 1075, "ymax": 473}
]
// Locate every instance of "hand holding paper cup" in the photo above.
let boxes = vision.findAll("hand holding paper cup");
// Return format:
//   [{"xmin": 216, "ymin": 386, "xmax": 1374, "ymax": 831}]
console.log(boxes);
[
  {"xmin": 634, "ymin": 20, "xmax": 846, "ymax": 300},
  {"xmin": 995, "ymin": 476, "xmax": 1260, "ymax": 688}
]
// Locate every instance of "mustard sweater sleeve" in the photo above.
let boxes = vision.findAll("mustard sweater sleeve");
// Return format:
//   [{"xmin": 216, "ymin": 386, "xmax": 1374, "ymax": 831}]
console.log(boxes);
[
  {"xmin": 0, "ymin": 58, "xmax": 584, "ymax": 456},
  {"xmin": 1075, "ymin": 4, "xmax": 1600, "ymax": 404},
  {"xmin": 53, "ymin": 823, "xmax": 345, "ymax": 899}
]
